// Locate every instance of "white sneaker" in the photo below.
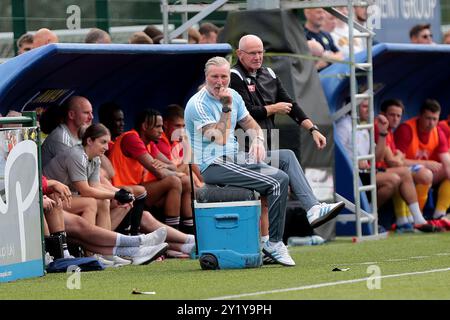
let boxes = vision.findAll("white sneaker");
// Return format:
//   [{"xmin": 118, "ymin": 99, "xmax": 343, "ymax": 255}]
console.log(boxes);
[
  {"xmin": 44, "ymin": 252, "xmax": 54, "ymax": 267},
  {"xmin": 95, "ymin": 254, "xmax": 115, "ymax": 268},
  {"xmin": 132, "ymin": 242, "xmax": 169, "ymax": 265},
  {"xmin": 307, "ymin": 201, "xmax": 345, "ymax": 228},
  {"xmin": 262, "ymin": 241, "xmax": 295, "ymax": 267},
  {"xmin": 140, "ymin": 227, "xmax": 167, "ymax": 247},
  {"xmin": 103, "ymin": 255, "xmax": 132, "ymax": 267}
]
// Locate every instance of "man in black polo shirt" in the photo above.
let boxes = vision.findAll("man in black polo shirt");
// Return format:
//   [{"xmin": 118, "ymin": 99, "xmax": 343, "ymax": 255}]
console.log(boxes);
[{"xmin": 303, "ymin": 8, "xmax": 343, "ymax": 70}]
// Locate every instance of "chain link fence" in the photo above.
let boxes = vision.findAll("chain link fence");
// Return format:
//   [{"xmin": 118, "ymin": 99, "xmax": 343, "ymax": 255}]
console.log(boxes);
[
  {"xmin": 0, "ymin": 0, "xmax": 231, "ymax": 59},
  {"xmin": 1, "ymin": 1, "xmax": 450, "ymax": 59}
]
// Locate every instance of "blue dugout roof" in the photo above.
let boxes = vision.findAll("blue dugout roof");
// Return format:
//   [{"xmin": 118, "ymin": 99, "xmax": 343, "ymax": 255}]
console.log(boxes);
[
  {"xmin": 320, "ymin": 43, "xmax": 450, "ymax": 234},
  {"xmin": 0, "ymin": 43, "xmax": 232, "ymax": 127}
]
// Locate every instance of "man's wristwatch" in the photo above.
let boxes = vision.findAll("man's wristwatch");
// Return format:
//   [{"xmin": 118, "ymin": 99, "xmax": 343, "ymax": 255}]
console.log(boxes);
[
  {"xmin": 309, "ymin": 125, "xmax": 320, "ymax": 135},
  {"xmin": 222, "ymin": 106, "xmax": 231, "ymax": 113}
]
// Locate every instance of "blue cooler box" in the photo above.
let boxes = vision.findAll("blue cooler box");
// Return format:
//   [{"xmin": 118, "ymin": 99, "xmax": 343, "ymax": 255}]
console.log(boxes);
[{"xmin": 194, "ymin": 200, "xmax": 262, "ymax": 270}]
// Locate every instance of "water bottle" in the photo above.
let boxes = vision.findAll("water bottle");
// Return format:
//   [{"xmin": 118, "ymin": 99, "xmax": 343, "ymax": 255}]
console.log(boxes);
[
  {"xmin": 287, "ymin": 235, "xmax": 325, "ymax": 246},
  {"xmin": 311, "ymin": 235, "xmax": 325, "ymax": 245},
  {"xmin": 287, "ymin": 236, "xmax": 313, "ymax": 246}
]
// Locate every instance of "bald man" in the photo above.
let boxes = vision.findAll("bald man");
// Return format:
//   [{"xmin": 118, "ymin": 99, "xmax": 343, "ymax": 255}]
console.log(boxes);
[
  {"xmin": 230, "ymin": 35, "xmax": 344, "ymax": 255},
  {"xmin": 41, "ymin": 95, "xmax": 93, "ymax": 166},
  {"xmin": 33, "ymin": 28, "xmax": 59, "ymax": 48},
  {"xmin": 230, "ymin": 34, "xmax": 327, "ymax": 151}
]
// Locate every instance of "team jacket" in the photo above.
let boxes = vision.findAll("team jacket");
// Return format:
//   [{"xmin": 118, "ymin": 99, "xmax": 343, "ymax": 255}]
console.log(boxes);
[{"xmin": 230, "ymin": 60, "xmax": 309, "ymax": 148}]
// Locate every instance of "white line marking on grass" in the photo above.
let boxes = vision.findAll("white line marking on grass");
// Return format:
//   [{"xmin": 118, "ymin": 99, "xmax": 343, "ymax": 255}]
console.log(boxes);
[
  {"xmin": 385, "ymin": 259, "xmax": 409, "ymax": 262},
  {"xmin": 208, "ymin": 267, "xmax": 450, "ymax": 300},
  {"xmin": 335, "ymin": 252, "xmax": 450, "ymax": 266}
]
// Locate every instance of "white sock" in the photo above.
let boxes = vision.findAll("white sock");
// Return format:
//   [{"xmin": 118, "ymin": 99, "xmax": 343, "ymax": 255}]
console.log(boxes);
[
  {"xmin": 185, "ymin": 234, "xmax": 195, "ymax": 244},
  {"xmin": 433, "ymin": 210, "xmax": 446, "ymax": 219},
  {"xmin": 396, "ymin": 217, "xmax": 409, "ymax": 226},
  {"xmin": 407, "ymin": 214, "xmax": 414, "ymax": 224},
  {"xmin": 409, "ymin": 202, "xmax": 427, "ymax": 224},
  {"xmin": 63, "ymin": 249, "xmax": 72, "ymax": 258},
  {"xmin": 116, "ymin": 234, "xmax": 141, "ymax": 247},
  {"xmin": 180, "ymin": 242, "xmax": 195, "ymax": 254},
  {"xmin": 261, "ymin": 235, "xmax": 269, "ymax": 244}
]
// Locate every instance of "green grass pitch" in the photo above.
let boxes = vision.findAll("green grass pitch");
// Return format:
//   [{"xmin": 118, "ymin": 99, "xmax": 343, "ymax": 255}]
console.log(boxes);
[{"xmin": 1, "ymin": 232, "xmax": 449, "ymax": 300}]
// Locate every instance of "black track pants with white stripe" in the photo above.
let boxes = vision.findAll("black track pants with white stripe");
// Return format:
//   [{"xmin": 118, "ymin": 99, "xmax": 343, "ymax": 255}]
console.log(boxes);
[{"xmin": 202, "ymin": 158, "xmax": 289, "ymax": 242}]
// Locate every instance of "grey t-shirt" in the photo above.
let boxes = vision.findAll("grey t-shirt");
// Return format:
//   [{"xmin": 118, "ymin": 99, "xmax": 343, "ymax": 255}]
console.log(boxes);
[
  {"xmin": 43, "ymin": 144, "xmax": 101, "ymax": 193},
  {"xmin": 41, "ymin": 124, "xmax": 81, "ymax": 167}
]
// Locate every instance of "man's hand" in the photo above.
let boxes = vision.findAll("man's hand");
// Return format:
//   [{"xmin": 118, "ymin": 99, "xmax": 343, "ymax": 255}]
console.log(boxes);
[
  {"xmin": 218, "ymin": 86, "xmax": 232, "ymax": 107},
  {"xmin": 312, "ymin": 131, "xmax": 327, "ymax": 149},
  {"xmin": 424, "ymin": 160, "xmax": 443, "ymax": 174},
  {"xmin": 151, "ymin": 158, "xmax": 169, "ymax": 170},
  {"xmin": 47, "ymin": 179, "xmax": 72, "ymax": 208},
  {"xmin": 249, "ymin": 139, "xmax": 266, "ymax": 163},
  {"xmin": 358, "ymin": 160, "xmax": 370, "ymax": 170},
  {"xmin": 42, "ymin": 195, "xmax": 56, "ymax": 213},
  {"xmin": 307, "ymin": 39, "xmax": 325, "ymax": 57},
  {"xmin": 268, "ymin": 102, "xmax": 292, "ymax": 115},
  {"xmin": 377, "ymin": 114, "xmax": 389, "ymax": 133}
]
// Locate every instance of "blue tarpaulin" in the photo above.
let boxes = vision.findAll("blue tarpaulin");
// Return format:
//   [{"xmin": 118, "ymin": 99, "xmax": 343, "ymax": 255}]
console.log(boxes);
[{"xmin": 0, "ymin": 43, "xmax": 232, "ymax": 128}]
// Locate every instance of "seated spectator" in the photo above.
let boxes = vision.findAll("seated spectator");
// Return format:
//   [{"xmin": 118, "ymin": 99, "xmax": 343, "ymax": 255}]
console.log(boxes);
[
  {"xmin": 41, "ymin": 96, "xmax": 93, "ymax": 165},
  {"xmin": 199, "ymin": 22, "xmax": 219, "ymax": 44},
  {"xmin": 354, "ymin": 5, "xmax": 368, "ymax": 26},
  {"xmin": 85, "ymin": 28, "xmax": 112, "ymax": 44},
  {"xmin": 394, "ymin": 99, "xmax": 450, "ymax": 219},
  {"xmin": 335, "ymin": 100, "xmax": 404, "ymax": 217},
  {"xmin": 438, "ymin": 114, "xmax": 450, "ymax": 146},
  {"xmin": 16, "ymin": 33, "xmax": 34, "ymax": 55},
  {"xmin": 330, "ymin": 6, "xmax": 364, "ymax": 58},
  {"xmin": 303, "ymin": 8, "xmax": 344, "ymax": 70},
  {"xmin": 42, "ymin": 176, "xmax": 169, "ymax": 265},
  {"xmin": 409, "ymin": 24, "xmax": 434, "ymax": 44},
  {"xmin": 33, "ymin": 28, "xmax": 58, "ymax": 48},
  {"xmin": 185, "ymin": 57, "xmax": 344, "ymax": 267},
  {"xmin": 158, "ymin": 104, "xmax": 204, "ymax": 188},
  {"xmin": 98, "ymin": 103, "xmax": 197, "ymax": 251},
  {"xmin": 188, "ymin": 28, "xmax": 201, "ymax": 44},
  {"xmin": 43, "ymin": 123, "xmax": 135, "ymax": 232},
  {"xmin": 97, "ymin": 104, "xmax": 197, "ymax": 255},
  {"xmin": 108, "ymin": 109, "xmax": 194, "ymax": 234},
  {"xmin": 98, "ymin": 101, "xmax": 125, "ymax": 143},
  {"xmin": 129, "ymin": 31, "xmax": 153, "ymax": 44},
  {"xmin": 321, "ymin": 10, "xmax": 336, "ymax": 33},
  {"xmin": 443, "ymin": 30, "xmax": 450, "ymax": 44},
  {"xmin": 375, "ymin": 99, "xmax": 432, "ymax": 228},
  {"xmin": 42, "ymin": 176, "xmax": 73, "ymax": 259},
  {"xmin": 143, "ymin": 25, "xmax": 163, "ymax": 44}
]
